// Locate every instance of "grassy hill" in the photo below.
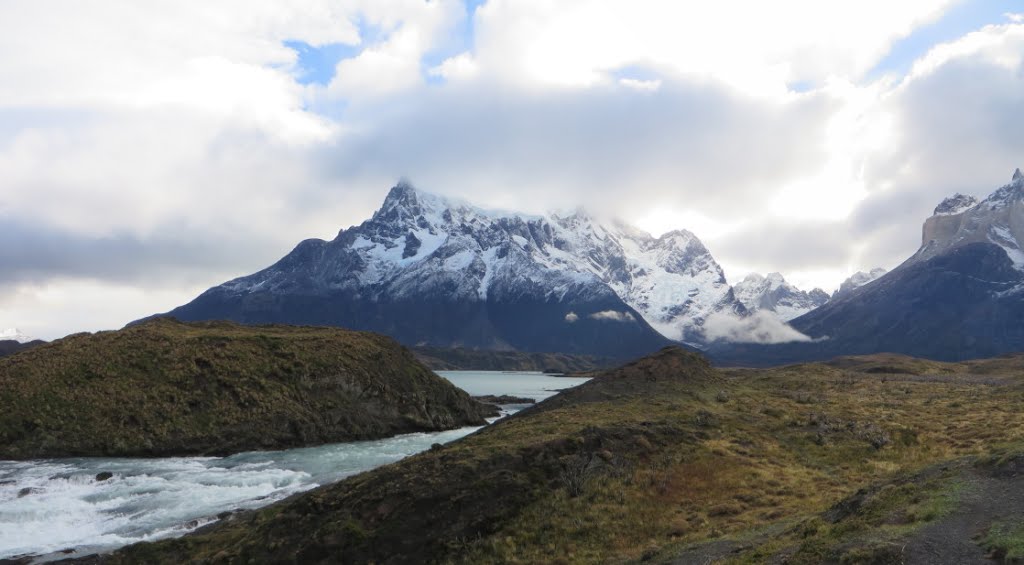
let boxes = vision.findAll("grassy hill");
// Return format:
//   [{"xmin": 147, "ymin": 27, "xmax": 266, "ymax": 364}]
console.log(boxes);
[
  {"xmin": 74, "ymin": 346, "xmax": 1024, "ymax": 563},
  {"xmin": 0, "ymin": 318, "xmax": 490, "ymax": 459}
]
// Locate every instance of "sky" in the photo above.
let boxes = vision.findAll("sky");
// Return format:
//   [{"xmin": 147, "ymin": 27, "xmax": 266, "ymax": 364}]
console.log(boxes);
[{"xmin": 1, "ymin": 0, "xmax": 1023, "ymax": 340}]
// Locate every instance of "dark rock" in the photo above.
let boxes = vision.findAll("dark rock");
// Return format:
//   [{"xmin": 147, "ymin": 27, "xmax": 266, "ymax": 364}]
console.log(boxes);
[
  {"xmin": 17, "ymin": 487, "xmax": 41, "ymax": 498},
  {"xmin": 472, "ymin": 395, "xmax": 536, "ymax": 405},
  {"xmin": 95, "ymin": 472, "xmax": 114, "ymax": 482}
]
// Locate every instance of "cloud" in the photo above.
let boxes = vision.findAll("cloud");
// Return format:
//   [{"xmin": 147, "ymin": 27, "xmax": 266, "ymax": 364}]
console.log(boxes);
[
  {"xmin": 0, "ymin": 1, "xmax": 1019, "ymax": 342},
  {"xmin": 702, "ymin": 311, "xmax": 813, "ymax": 344},
  {"xmin": 588, "ymin": 310, "xmax": 636, "ymax": 323},
  {"xmin": 844, "ymin": 20, "xmax": 1024, "ymax": 272},
  {"xmin": 472, "ymin": 0, "xmax": 954, "ymax": 92},
  {"xmin": 317, "ymin": 78, "xmax": 836, "ymax": 220},
  {"xmin": 564, "ymin": 311, "xmax": 579, "ymax": 323},
  {"xmin": 326, "ymin": 0, "xmax": 465, "ymax": 99}
]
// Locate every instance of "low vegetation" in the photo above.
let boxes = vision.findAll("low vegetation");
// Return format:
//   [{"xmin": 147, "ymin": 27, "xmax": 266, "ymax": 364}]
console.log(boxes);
[
  {"xmin": 72, "ymin": 346, "xmax": 1024, "ymax": 563},
  {"xmin": 0, "ymin": 318, "xmax": 490, "ymax": 459},
  {"xmin": 413, "ymin": 346, "xmax": 617, "ymax": 373}
]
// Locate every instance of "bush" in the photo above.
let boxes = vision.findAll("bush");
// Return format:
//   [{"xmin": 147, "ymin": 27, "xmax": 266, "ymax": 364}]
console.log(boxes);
[{"xmin": 560, "ymin": 454, "xmax": 600, "ymax": 497}]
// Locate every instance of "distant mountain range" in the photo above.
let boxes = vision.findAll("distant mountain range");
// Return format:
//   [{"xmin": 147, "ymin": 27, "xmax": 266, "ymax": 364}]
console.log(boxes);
[
  {"xmin": 155, "ymin": 168, "xmax": 1024, "ymax": 364},
  {"xmin": 713, "ymin": 168, "xmax": 1024, "ymax": 364}
]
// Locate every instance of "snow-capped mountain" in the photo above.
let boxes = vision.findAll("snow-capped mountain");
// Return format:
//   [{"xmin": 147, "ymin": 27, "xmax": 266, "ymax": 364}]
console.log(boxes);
[
  {"xmin": 831, "ymin": 268, "xmax": 887, "ymax": 300},
  {"xmin": 158, "ymin": 181, "xmax": 746, "ymax": 356},
  {"xmin": 913, "ymin": 169, "xmax": 1024, "ymax": 269},
  {"xmin": 712, "ymin": 168, "xmax": 1024, "ymax": 364},
  {"xmin": 732, "ymin": 273, "xmax": 829, "ymax": 321},
  {"xmin": 0, "ymin": 328, "xmax": 33, "ymax": 344}
]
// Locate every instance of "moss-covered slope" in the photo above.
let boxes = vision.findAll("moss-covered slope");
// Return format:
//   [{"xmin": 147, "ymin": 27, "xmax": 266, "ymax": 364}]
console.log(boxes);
[
  {"xmin": 0, "ymin": 318, "xmax": 490, "ymax": 459},
  {"xmin": 87, "ymin": 348, "xmax": 1024, "ymax": 563}
]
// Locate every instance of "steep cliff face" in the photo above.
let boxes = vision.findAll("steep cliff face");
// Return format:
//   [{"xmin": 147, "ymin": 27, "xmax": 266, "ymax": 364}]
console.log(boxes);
[{"xmin": 160, "ymin": 181, "xmax": 746, "ymax": 354}]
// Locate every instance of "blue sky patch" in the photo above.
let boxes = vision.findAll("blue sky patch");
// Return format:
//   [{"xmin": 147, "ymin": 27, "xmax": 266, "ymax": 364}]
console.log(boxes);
[
  {"xmin": 868, "ymin": 0, "xmax": 1019, "ymax": 80},
  {"xmin": 285, "ymin": 40, "xmax": 360, "ymax": 86}
]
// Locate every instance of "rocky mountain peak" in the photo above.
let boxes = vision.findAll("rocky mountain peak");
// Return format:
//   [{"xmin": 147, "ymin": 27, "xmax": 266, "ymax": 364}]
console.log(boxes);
[
  {"xmin": 915, "ymin": 170, "xmax": 1024, "ymax": 269},
  {"xmin": 732, "ymin": 271, "xmax": 829, "ymax": 321},
  {"xmin": 373, "ymin": 180, "xmax": 425, "ymax": 224},
  {"xmin": 933, "ymin": 193, "xmax": 979, "ymax": 216}
]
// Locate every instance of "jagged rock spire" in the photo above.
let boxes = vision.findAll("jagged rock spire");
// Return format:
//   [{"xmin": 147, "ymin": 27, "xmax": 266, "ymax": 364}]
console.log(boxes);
[{"xmin": 1014, "ymin": 168, "xmax": 1022, "ymax": 182}]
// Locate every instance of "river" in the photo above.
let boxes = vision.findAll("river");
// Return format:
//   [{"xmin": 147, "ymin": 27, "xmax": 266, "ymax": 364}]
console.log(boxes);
[{"xmin": 0, "ymin": 371, "xmax": 589, "ymax": 562}]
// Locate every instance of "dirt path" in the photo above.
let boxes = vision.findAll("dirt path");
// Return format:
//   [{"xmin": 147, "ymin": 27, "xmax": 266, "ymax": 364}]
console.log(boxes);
[
  {"xmin": 661, "ymin": 463, "xmax": 1024, "ymax": 564},
  {"xmin": 902, "ymin": 469, "xmax": 1024, "ymax": 564}
]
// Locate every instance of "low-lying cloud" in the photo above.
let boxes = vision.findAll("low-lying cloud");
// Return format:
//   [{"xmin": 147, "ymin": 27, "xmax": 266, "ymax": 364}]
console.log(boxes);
[
  {"xmin": 589, "ymin": 310, "xmax": 637, "ymax": 323},
  {"xmin": 702, "ymin": 311, "xmax": 813, "ymax": 344}
]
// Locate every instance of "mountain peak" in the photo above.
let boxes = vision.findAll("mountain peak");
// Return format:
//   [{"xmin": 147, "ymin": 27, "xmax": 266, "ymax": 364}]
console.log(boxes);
[
  {"xmin": 1014, "ymin": 168, "xmax": 1023, "ymax": 182},
  {"xmin": 372, "ymin": 179, "xmax": 437, "ymax": 226},
  {"xmin": 933, "ymin": 193, "xmax": 978, "ymax": 216},
  {"xmin": 383, "ymin": 178, "xmax": 420, "ymax": 205}
]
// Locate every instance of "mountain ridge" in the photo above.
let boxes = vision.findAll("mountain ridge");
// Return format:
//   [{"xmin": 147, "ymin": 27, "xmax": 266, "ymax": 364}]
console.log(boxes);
[{"xmin": 156, "ymin": 181, "xmax": 755, "ymax": 355}]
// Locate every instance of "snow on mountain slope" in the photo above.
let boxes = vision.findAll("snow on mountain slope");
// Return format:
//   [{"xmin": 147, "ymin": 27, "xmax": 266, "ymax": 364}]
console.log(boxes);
[
  {"xmin": 732, "ymin": 273, "xmax": 829, "ymax": 321},
  {"xmin": 0, "ymin": 328, "xmax": 33, "ymax": 343},
  {"xmin": 187, "ymin": 181, "xmax": 743, "ymax": 346},
  {"xmin": 831, "ymin": 268, "xmax": 888, "ymax": 300}
]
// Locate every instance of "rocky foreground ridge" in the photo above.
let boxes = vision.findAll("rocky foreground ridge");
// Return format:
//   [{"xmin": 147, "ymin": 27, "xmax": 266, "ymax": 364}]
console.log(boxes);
[{"xmin": 0, "ymin": 318, "xmax": 490, "ymax": 459}]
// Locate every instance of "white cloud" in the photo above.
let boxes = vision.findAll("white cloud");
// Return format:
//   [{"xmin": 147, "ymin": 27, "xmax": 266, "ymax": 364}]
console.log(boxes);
[
  {"xmin": 429, "ymin": 52, "xmax": 480, "ymax": 81},
  {"xmin": 472, "ymin": 0, "xmax": 953, "ymax": 94},
  {"xmin": 618, "ymin": 78, "xmax": 661, "ymax": 92},
  {"xmin": 703, "ymin": 311, "xmax": 813, "ymax": 344},
  {"xmin": 326, "ymin": 0, "xmax": 464, "ymax": 98},
  {"xmin": 0, "ymin": 279, "xmax": 206, "ymax": 341},
  {"xmin": 1, "ymin": 0, "xmax": 1021, "ymax": 340},
  {"xmin": 564, "ymin": 311, "xmax": 579, "ymax": 323},
  {"xmin": 588, "ymin": 310, "xmax": 636, "ymax": 323}
]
